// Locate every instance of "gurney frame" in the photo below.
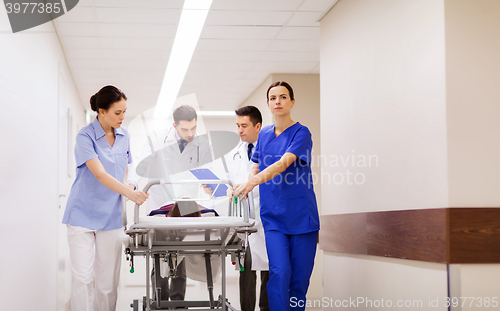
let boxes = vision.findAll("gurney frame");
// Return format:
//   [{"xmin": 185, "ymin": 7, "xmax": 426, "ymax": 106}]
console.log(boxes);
[{"xmin": 123, "ymin": 179, "xmax": 256, "ymax": 311}]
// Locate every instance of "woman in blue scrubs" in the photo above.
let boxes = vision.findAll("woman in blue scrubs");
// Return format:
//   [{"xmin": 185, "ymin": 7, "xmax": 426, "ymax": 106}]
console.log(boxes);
[
  {"xmin": 234, "ymin": 81, "xmax": 320, "ymax": 311},
  {"xmin": 62, "ymin": 85, "xmax": 148, "ymax": 311}
]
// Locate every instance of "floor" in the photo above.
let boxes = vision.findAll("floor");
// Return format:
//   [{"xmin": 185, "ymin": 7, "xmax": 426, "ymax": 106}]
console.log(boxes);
[{"xmin": 116, "ymin": 256, "xmax": 251, "ymax": 311}]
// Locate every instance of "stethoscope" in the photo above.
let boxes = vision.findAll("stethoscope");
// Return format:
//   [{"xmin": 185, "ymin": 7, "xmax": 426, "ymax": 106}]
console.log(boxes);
[
  {"xmin": 232, "ymin": 142, "xmax": 246, "ymax": 160},
  {"xmin": 233, "ymin": 143, "xmax": 243, "ymax": 161},
  {"xmin": 232, "ymin": 142, "xmax": 256, "ymax": 162},
  {"xmin": 164, "ymin": 126, "xmax": 200, "ymax": 165}
]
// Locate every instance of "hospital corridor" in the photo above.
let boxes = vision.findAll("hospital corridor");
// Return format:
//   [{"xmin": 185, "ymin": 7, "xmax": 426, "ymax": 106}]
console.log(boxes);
[{"xmin": 1, "ymin": 0, "xmax": 500, "ymax": 311}]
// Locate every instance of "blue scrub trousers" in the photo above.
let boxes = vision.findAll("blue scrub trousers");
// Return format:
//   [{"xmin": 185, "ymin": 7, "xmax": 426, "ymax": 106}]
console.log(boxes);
[{"xmin": 265, "ymin": 230, "xmax": 318, "ymax": 311}]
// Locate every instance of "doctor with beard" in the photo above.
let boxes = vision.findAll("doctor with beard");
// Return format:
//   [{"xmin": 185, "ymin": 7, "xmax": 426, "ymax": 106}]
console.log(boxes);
[
  {"xmin": 226, "ymin": 106, "xmax": 269, "ymax": 311},
  {"xmin": 128, "ymin": 104, "xmax": 213, "ymax": 303},
  {"xmin": 129, "ymin": 105, "xmax": 213, "ymax": 211}
]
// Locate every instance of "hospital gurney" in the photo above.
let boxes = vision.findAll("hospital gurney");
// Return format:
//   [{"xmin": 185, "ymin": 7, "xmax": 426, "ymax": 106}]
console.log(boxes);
[{"xmin": 122, "ymin": 179, "xmax": 256, "ymax": 311}]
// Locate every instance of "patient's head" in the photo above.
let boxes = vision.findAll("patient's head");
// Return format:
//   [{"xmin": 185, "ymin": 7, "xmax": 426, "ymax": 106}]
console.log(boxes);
[{"xmin": 168, "ymin": 196, "xmax": 201, "ymax": 217}]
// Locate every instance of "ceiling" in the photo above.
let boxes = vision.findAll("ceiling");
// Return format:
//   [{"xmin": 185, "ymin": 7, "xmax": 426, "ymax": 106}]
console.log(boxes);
[{"xmin": 53, "ymin": 0, "xmax": 338, "ymax": 120}]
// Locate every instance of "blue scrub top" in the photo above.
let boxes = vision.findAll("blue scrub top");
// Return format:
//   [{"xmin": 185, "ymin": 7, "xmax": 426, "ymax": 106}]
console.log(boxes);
[
  {"xmin": 62, "ymin": 117, "xmax": 132, "ymax": 231},
  {"xmin": 251, "ymin": 123, "xmax": 320, "ymax": 235}
]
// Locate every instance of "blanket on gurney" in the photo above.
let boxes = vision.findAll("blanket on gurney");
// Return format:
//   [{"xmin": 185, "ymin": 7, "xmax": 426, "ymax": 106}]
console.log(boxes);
[{"xmin": 148, "ymin": 203, "xmax": 219, "ymax": 217}]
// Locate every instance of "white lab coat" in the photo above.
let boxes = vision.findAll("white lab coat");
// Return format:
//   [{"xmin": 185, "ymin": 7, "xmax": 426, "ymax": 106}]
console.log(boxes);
[
  {"xmin": 128, "ymin": 126, "xmax": 213, "ymax": 213},
  {"xmin": 226, "ymin": 141, "xmax": 268, "ymax": 271}
]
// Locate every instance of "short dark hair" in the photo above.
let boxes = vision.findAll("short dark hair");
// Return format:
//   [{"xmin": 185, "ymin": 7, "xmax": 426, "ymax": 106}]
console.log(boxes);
[
  {"xmin": 266, "ymin": 81, "xmax": 294, "ymax": 101},
  {"xmin": 90, "ymin": 85, "xmax": 127, "ymax": 112},
  {"xmin": 235, "ymin": 106, "xmax": 262, "ymax": 126},
  {"xmin": 173, "ymin": 105, "xmax": 197, "ymax": 124}
]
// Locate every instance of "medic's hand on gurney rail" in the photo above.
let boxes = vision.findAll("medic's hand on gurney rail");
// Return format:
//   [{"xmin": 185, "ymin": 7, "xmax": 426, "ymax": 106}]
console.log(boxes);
[
  {"xmin": 127, "ymin": 190, "xmax": 148, "ymax": 205},
  {"xmin": 125, "ymin": 184, "xmax": 149, "ymax": 205},
  {"xmin": 233, "ymin": 181, "xmax": 256, "ymax": 199},
  {"xmin": 86, "ymin": 158, "xmax": 149, "ymax": 205}
]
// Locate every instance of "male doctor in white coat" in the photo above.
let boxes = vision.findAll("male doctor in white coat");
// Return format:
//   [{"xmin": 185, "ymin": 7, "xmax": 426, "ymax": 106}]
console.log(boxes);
[
  {"xmin": 226, "ymin": 106, "xmax": 269, "ymax": 311},
  {"xmin": 128, "ymin": 105, "xmax": 213, "ymax": 302}
]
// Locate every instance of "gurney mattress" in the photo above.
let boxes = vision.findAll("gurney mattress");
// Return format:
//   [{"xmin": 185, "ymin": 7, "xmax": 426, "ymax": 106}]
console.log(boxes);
[{"xmin": 131, "ymin": 216, "xmax": 252, "ymax": 230}]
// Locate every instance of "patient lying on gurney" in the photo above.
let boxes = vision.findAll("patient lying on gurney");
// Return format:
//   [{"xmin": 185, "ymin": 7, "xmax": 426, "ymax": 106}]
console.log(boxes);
[
  {"xmin": 150, "ymin": 197, "xmax": 222, "ymax": 286},
  {"xmin": 149, "ymin": 196, "xmax": 219, "ymax": 218}
]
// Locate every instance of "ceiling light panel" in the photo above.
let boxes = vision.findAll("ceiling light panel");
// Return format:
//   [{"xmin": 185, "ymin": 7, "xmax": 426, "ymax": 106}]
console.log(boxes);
[
  {"xmin": 211, "ymin": 0, "xmax": 303, "ymax": 11},
  {"xmin": 96, "ymin": 8, "xmax": 180, "ymax": 24},
  {"xmin": 184, "ymin": 70, "xmax": 243, "ymax": 79},
  {"xmin": 259, "ymin": 51, "xmax": 320, "ymax": 62},
  {"xmin": 183, "ymin": 77, "xmax": 262, "ymax": 88},
  {"xmin": 205, "ymin": 10, "xmax": 293, "ymax": 26},
  {"xmin": 100, "ymin": 49, "xmax": 169, "ymax": 60},
  {"xmin": 187, "ymin": 60, "xmax": 254, "ymax": 72},
  {"xmin": 196, "ymin": 38, "xmax": 273, "ymax": 51},
  {"xmin": 61, "ymin": 36, "xmax": 100, "ymax": 48},
  {"xmin": 97, "ymin": 58, "xmax": 162, "ymax": 69},
  {"xmin": 243, "ymin": 71, "xmax": 271, "ymax": 80},
  {"xmin": 77, "ymin": 0, "xmax": 94, "ymax": 6},
  {"xmin": 93, "ymin": 0, "xmax": 182, "ymax": 9},
  {"xmin": 98, "ymin": 23, "xmax": 177, "ymax": 38},
  {"xmin": 65, "ymin": 48, "xmax": 102, "ymax": 59},
  {"xmin": 249, "ymin": 61, "xmax": 319, "ymax": 73},
  {"xmin": 191, "ymin": 50, "xmax": 260, "ymax": 62},
  {"xmin": 153, "ymin": 0, "xmax": 213, "ymax": 118},
  {"xmin": 99, "ymin": 37, "xmax": 174, "ymax": 50},
  {"xmin": 287, "ymin": 12, "xmax": 322, "ymax": 26},
  {"xmin": 54, "ymin": 0, "xmax": 325, "ymax": 119},
  {"xmin": 201, "ymin": 25, "xmax": 281, "ymax": 39},
  {"xmin": 100, "ymin": 74, "xmax": 162, "ymax": 84},
  {"xmin": 71, "ymin": 68, "xmax": 104, "ymax": 78},
  {"xmin": 267, "ymin": 39, "xmax": 320, "ymax": 52},
  {"xmin": 310, "ymin": 63, "xmax": 320, "ymax": 73},
  {"xmin": 103, "ymin": 70, "xmax": 165, "ymax": 81},
  {"xmin": 298, "ymin": 0, "xmax": 339, "ymax": 12},
  {"xmin": 56, "ymin": 22, "xmax": 97, "ymax": 36},
  {"xmin": 70, "ymin": 58, "xmax": 104, "ymax": 69},
  {"xmin": 276, "ymin": 26, "xmax": 320, "ymax": 40},
  {"xmin": 57, "ymin": 6, "xmax": 95, "ymax": 23}
]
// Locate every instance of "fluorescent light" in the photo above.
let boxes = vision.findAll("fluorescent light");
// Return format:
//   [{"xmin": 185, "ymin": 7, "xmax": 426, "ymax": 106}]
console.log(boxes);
[
  {"xmin": 154, "ymin": 0, "xmax": 213, "ymax": 119},
  {"xmin": 197, "ymin": 111, "xmax": 236, "ymax": 117}
]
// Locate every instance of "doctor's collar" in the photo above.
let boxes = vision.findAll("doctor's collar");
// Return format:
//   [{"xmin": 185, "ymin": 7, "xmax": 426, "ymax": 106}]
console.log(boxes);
[{"xmin": 172, "ymin": 128, "xmax": 200, "ymax": 146}]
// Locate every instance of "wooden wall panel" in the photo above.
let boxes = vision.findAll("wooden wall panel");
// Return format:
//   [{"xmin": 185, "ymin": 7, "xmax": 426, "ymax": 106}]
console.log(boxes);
[
  {"xmin": 367, "ymin": 209, "xmax": 447, "ymax": 263},
  {"xmin": 449, "ymin": 208, "xmax": 500, "ymax": 263},
  {"xmin": 320, "ymin": 208, "xmax": 500, "ymax": 264},
  {"xmin": 319, "ymin": 212, "xmax": 367, "ymax": 254}
]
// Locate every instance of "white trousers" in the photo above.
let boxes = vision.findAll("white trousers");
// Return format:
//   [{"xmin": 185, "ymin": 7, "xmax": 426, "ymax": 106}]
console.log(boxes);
[{"xmin": 67, "ymin": 225, "xmax": 123, "ymax": 311}]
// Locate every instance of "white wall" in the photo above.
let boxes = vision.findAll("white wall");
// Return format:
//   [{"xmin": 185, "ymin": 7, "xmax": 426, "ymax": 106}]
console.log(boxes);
[
  {"xmin": 444, "ymin": 0, "xmax": 500, "ymax": 308},
  {"xmin": 239, "ymin": 75, "xmax": 273, "ymax": 127},
  {"xmin": 0, "ymin": 7, "xmax": 84, "ymax": 310},
  {"xmin": 320, "ymin": 0, "xmax": 448, "ymax": 309},
  {"xmin": 320, "ymin": 0, "xmax": 448, "ymax": 215},
  {"xmin": 203, "ymin": 116, "xmax": 237, "ymax": 132},
  {"xmin": 445, "ymin": 0, "xmax": 500, "ymax": 207}
]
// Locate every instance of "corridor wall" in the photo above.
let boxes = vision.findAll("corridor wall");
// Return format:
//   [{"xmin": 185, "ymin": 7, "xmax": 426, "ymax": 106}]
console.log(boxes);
[
  {"xmin": 319, "ymin": 0, "xmax": 500, "ymax": 309},
  {"xmin": 0, "ymin": 7, "xmax": 84, "ymax": 310}
]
